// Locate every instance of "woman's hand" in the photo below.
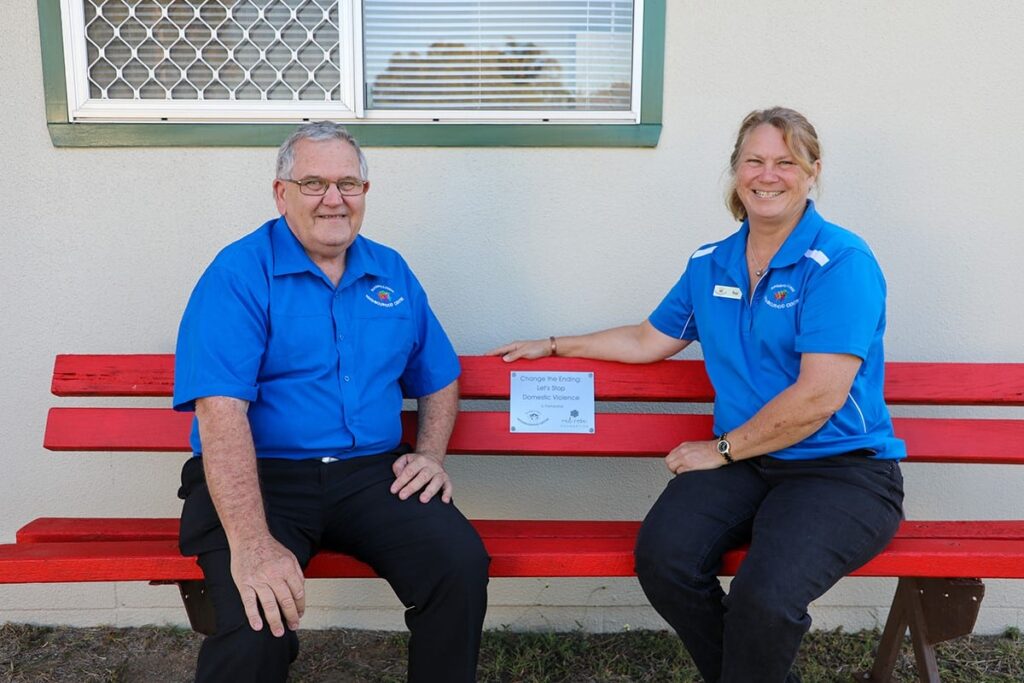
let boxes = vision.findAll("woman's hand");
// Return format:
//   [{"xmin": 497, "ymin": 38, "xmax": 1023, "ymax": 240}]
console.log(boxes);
[
  {"xmin": 486, "ymin": 339, "xmax": 553, "ymax": 362},
  {"xmin": 666, "ymin": 439, "xmax": 724, "ymax": 475}
]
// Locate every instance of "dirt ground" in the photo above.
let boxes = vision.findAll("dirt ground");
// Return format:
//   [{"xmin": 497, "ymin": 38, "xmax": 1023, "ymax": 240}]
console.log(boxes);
[
  {"xmin": 2, "ymin": 623, "xmax": 1022, "ymax": 682},
  {"xmin": 0, "ymin": 624, "xmax": 408, "ymax": 682}
]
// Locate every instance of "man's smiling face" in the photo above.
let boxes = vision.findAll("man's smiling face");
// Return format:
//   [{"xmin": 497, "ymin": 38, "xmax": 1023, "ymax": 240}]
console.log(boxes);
[{"xmin": 273, "ymin": 138, "xmax": 369, "ymax": 267}]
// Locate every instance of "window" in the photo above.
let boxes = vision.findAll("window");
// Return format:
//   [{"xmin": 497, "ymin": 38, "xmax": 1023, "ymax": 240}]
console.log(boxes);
[
  {"xmin": 40, "ymin": 0, "xmax": 665, "ymax": 146},
  {"xmin": 364, "ymin": 1, "xmax": 636, "ymax": 118}
]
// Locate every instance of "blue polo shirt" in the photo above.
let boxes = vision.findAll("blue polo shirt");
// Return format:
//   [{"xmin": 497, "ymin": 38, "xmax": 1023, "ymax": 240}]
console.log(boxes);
[
  {"xmin": 649, "ymin": 201, "xmax": 905, "ymax": 460},
  {"xmin": 173, "ymin": 217, "xmax": 461, "ymax": 460}
]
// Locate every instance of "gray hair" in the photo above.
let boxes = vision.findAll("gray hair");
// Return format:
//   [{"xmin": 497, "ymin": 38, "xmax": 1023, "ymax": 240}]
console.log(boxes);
[{"xmin": 276, "ymin": 121, "xmax": 369, "ymax": 180}]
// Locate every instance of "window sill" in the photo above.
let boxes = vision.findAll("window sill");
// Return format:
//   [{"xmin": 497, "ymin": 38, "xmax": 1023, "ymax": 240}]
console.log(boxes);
[{"xmin": 46, "ymin": 122, "xmax": 662, "ymax": 148}]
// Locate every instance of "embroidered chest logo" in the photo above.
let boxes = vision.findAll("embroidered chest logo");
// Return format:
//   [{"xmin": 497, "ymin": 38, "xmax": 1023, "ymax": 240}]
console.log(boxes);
[
  {"xmin": 765, "ymin": 284, "xmax": 799, "ymax": 309},
  {"xmin": 366, "ymin": 285, "xmax": 406, "ymax": 308}
]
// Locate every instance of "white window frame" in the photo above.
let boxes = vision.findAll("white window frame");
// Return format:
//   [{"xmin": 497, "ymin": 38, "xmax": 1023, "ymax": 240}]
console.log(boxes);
[{"xmin": 59, "ymin": 0, "xmax": 643, "ymax": 125}]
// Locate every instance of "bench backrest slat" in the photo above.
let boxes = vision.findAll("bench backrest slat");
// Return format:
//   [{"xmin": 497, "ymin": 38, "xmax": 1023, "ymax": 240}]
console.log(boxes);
[
  {"xmin": 52, "ymin": 354, "xmax": 1024, "ymax": 406},
  {"xmin": 52, "ymin": 354, "xmax": 175, "ymax": 397},
  {"xmin": 44, "ymin": 407, "xmax": 1024, "ymax": 465},
  {"xmin": 46, "ymin": 354, "xmax": 1023, "ymax": 465},
  {"xmin": 44, "ymin": 408, "xmax": 192, "ymax": 452}
]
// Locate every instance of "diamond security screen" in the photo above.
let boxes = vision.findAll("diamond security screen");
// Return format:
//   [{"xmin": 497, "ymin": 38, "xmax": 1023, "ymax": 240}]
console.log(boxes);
[{"xmin": 82, "ymin": 0, "xmax": 343, "ymax": 102}]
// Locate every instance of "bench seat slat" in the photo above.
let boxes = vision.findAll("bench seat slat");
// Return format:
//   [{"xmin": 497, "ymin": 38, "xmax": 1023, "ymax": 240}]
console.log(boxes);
[
  {"xmin": 52, "ymin": 355, "xmax": 1024, "ymax": 406},
  {"xmin": 15, "ymin": 518, "xmax": 645, "ymax": 544},
  {"xmin": 17, "ymin": 517, "xmax": 1024, "ymax": 545},
  {"xmin": 479, "ymin": 537, "xmax": 1024, "ymax": 578},
  {"xmin": 44, "ymin": 407, "xmax": 1024, "ymax": 464},
  {"xmin": 4, "ymin": 535, "xmax": 1024, "ymax": 583},
  {"xmin": 16, "ymin": 517, "xmax": 181, "ymax": 543}
]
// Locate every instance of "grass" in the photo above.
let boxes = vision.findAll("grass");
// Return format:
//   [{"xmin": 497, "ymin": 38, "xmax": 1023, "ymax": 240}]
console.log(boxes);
[{"xmin": 1, "ymin": 623, "xmax": 1022, "ymax": 682}]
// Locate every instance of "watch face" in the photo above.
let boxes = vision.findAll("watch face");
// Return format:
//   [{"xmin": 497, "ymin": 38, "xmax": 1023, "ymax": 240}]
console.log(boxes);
[{"xmin": 717, "ymin": 439, "xmax": 729, "ymax": 454}]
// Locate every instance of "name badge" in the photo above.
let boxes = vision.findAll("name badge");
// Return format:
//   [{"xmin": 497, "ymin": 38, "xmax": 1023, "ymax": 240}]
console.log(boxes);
[{"xmin": 713, "ymin": 285, "xmax": 742, "ymax": 300}]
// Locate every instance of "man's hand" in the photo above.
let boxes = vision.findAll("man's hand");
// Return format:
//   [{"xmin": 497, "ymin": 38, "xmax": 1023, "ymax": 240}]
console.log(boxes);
[
  {"xmin": 665, "ymin": 440, "xmax": 724, "ymax": 475},
  {"xmin": 230, "ymin": 535, "xmax": 306, "ymax": 637},
  {"xmin": 391, "ymin": 452, "xmax": 453, "ymax": 503}
]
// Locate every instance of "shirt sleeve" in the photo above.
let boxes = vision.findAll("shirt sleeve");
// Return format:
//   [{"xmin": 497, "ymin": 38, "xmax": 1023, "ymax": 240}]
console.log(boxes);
[
  {"xmin": 399, "ymin": 270, "xmax": 461, "ymax": 398},
  {"xmin": 173, "ymin": 259, "xmax": 268, "ymax": 411},
  {"xmin": 795, "ymin": 249, "xmax": 886, "ymax": 360},
  {"xmin": 648, "ymin": 266, "xmax": 700, "ymax": 341}
]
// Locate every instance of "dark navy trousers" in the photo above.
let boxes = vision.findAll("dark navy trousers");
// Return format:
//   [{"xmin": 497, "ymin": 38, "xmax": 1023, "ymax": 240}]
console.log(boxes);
[
  {"xmin": 634, "ymin": 453, "xmax": 904, "ymax": 683},
  {"xmin": 178, "ymin": 450, "xmax": 490, "ymax": 683}
]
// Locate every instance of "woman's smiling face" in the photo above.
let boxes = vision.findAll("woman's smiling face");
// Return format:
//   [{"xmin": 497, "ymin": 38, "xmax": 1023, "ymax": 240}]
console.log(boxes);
[{"xmin": 735, "ymin": 123, "xmax": 819, "ymax": 231}]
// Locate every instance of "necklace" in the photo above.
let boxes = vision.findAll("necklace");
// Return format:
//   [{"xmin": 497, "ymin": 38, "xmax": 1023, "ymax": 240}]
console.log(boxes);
[{"xmin": 747, "ymin": 241, "xmax": 771, "ymax": 278}]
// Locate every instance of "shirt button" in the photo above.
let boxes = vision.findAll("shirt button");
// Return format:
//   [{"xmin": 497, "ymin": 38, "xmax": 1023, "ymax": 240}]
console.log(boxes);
[
  {"xmin": 344, "ymin": 375, "xmax": 350, "ymax": 382},
  {"xmin": 337, "ymin": 334, "xmax": 343, "ymax": 341}
]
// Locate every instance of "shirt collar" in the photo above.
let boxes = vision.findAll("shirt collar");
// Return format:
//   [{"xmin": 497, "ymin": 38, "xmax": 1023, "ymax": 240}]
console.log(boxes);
[
  {"xmin": 712, "ymin": 199, "xmax": 825, "ymax": 275},
  {"xmin": 338, "ymin": 234, "xmax": 387, "ymax": 288},
  {"xmin": 772, "ymin": 199, "xmax": 825, "ymax": 267},
  {"xmin": 270, "ymin": 217, "xmax": 386, "ymax": 284},
  {"xmin": 271, "ymin": 217, "xmax": 318, "ymax": 277}
]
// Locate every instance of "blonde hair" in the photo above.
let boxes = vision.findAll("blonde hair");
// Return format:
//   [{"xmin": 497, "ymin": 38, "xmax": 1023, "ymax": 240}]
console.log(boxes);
[{"xmin": 725, "ymin": 107, "xmax": 821, "ymax": 221}]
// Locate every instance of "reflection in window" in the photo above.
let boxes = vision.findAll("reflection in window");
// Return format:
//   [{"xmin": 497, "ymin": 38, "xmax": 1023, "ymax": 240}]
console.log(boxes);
[{"xmin": 365, "ymin": 1, "xmax": 634, "ymax": 111}]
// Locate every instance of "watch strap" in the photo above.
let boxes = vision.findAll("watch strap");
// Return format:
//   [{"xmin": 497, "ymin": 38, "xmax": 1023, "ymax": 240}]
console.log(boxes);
[{"xmin": 716, "ymin": 433, "xmax": 735, "ymax": 465}]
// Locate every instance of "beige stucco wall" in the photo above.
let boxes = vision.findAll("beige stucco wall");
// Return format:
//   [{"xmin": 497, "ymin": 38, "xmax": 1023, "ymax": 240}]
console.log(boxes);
[{"xmin": 1, "ymin": 1, "xmax": 1022, "ymax": 633}]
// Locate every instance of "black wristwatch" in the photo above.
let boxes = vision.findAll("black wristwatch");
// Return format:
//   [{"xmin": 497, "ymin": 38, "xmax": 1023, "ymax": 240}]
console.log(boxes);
[{"xmin": 716, "ymin": 434, "xmax": 735, "ymax": 465}]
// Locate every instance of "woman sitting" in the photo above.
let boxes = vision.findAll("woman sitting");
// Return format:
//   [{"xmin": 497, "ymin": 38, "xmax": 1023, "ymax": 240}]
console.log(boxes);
[{"xmin": 488, "ymin": 107, "xmax": 905, "ymax": 683}]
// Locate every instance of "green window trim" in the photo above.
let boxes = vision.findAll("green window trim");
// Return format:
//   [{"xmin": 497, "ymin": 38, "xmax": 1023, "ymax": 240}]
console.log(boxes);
[{"xmin": 37, "ymin": 0, "xmax": 664, "ymax": 148}]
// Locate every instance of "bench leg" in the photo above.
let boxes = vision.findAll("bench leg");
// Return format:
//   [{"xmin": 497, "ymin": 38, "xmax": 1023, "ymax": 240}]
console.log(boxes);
[
  {"xmin": 176, "ymin": 579, "xmax": 217, "ymax": 636},
  {"xmin": 854, "ymin": 577, "xmax": 985, "ymax": 683},
  {"xmin": 905, "ymin": 579, "xmax": 942, "ymax": 682},
  {"xmin": 854, "ymin": 578, "xmax": 912, "ymax": 682}
]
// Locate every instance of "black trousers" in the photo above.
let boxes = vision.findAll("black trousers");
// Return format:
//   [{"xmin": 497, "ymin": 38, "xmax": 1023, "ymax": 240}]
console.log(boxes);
[
  {"xmin": 634, "ymin": 453, "xmax": 904, "ymax": 683},
  {"xmin": 178, "ymin": 450, "xmax": 490, "ymax": 683}
]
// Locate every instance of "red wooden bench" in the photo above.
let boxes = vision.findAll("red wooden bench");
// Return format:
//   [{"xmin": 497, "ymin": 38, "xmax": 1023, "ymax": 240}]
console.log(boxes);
[{"xmin": 2, "ymin": 354, "xmax": 1023, "ymax": 682}]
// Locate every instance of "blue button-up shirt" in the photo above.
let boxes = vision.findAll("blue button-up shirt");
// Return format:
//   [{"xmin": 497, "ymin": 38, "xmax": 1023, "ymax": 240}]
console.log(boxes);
[
  {"xmin": 649, "ymin": 201, "xmax": 905, "ymax": 460},
  {"xmin": 173, "ymin": 217, "xmax": 460, "ymax": 460}
]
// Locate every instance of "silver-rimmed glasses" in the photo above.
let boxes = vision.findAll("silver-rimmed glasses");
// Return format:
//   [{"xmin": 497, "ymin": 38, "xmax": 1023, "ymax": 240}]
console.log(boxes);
[{"xmin": 282, "ymin": 177, "xmax": 367, "ymax": 196}]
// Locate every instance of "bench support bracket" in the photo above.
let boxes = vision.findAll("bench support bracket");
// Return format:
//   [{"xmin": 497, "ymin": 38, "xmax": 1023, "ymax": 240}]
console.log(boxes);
[
  {"xmin": 855, "ymin": 576, "xmax": 984, "ymax": 683},
  {"xmin": 176, "ymin": 579, "xmax": 216, "ymax": 636}
]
